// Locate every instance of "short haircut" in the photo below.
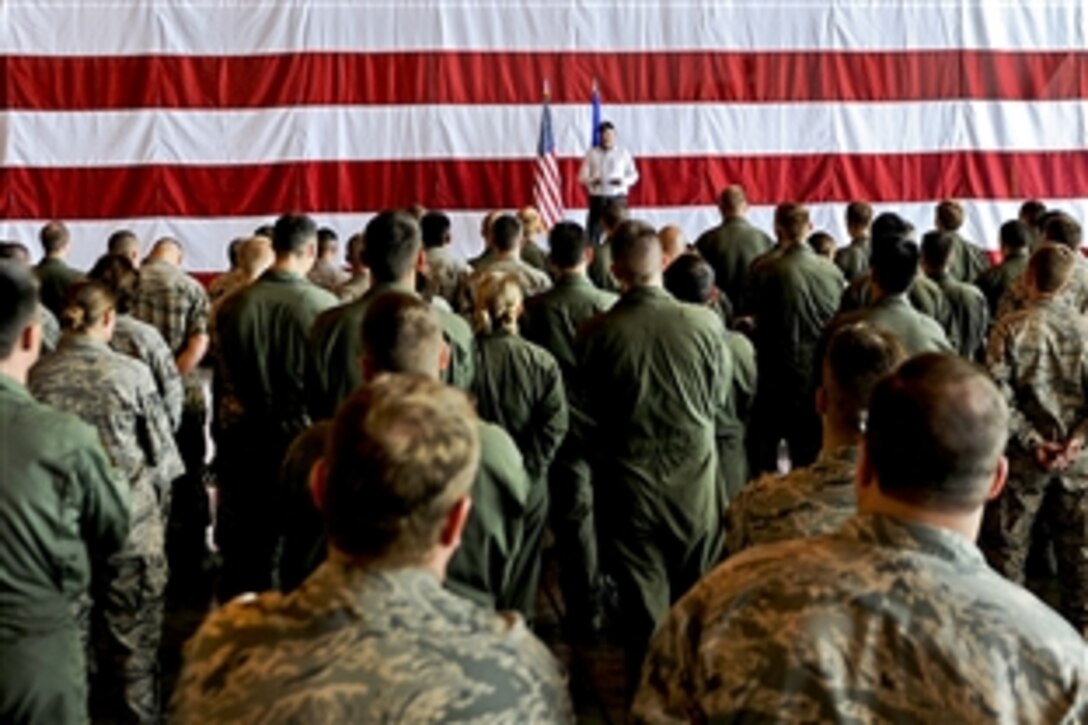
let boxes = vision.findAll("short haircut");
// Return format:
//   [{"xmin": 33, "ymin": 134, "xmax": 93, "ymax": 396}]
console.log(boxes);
[
  {"xmin": 60, "ymin": 280, "xmax": 115, "ymax": 334},
  {"xmin": 866, "ymin": 354, "xmax": 1008, "ymax": 512},
  {"xmin": 774, "ymin": 203, "xmax": 810, "ymax": 242},
  {"xmin": 807, "ymin": 231, "xmax": 836, "ymax": 257},
  {"xmin": 598, "ymin": 121, "xmax": 615, "ymax": 134},
  {"xmin": 1019, "ymin": 200, "xmax": 1047, "ymax": 229},
  {"xmin": 845, "ymin": 201, "xmax": 873, "ymax": 230},
  {"xmin": 361, "ymin": 292, "xmax": 443, "ymax": 377},
  {"xmin": 489, "ymin": 214, "xmax": 522, "ymax": 253},
  {"xmin": 663, "ymin": 253, "xmax": 716, "ymax": 304},
  {"xmin": 226, "ymin": 237, "xmax": 245, "ymax": 268},
  {"xmin": 361, "ymin": 211, "xmax": 422, "ymax": 282},
  {"xmin": 237, "ymin": 237, "xmax": 275, "ymax": 276},
  {"xmin": 0, "ymin": 242, "xmax": 30, "ymax": 264},
  {"xmin": 871, "ymin": 212, "xmax": 912, "ymax": 241},
  {"xmin": 316, "ymin": 227, "xmax": 339, "ymax": 256},
  {"xmin": 920, "ymin": 230, "xmax": 955, "ymax": 270},
  {"xmin": 1028, "ymin": 245, "xmax": 1076, "ymax": 295},
  {"xmin": 420, "ymin": 212, "xmax": 452, "ymax": 250},
  {"xmin": 999, "ymin": 220, "xmax": 1031, "ymax": 252},
  {"xmin": 871, "ymin": 235, "xmax": 920, "ymax": 295},
  {"xmin": 600, "ymin": 199, "xmax": 630, "ymax": 232},
  {"xmin": 106, "ymin": 229, "xmax": 139, "ymax": 258},
  {"xmin": 611, "ymin": 219, "xmax": 662, "ymax": 285},
  {"xmin": 253, "ymin": 224, "xmax": 275, "ymax": 239},
  {"xmin": 345, "ymin": 232, "xmax": 365, "ymax": 267},
  {"xmin": 1043, "ymin": 212, "xmax": 1082, "ymax": 249},
  {"xmin": 150, "ymin": 237, "xmax": 184, "ymax": 259},
  {"xmin": 823, "ymin": 322, "xmax": 905, "ymax": 430},
  {"xmin": 548, "ymin": 221, "xmax": 589, "ymax": 269},
  {"xmin": 935, "ymin": 200, "xmax": 965, "ymax": 231},
  {"xmin": 718, "ymin": 185, "xmax": 747, "ymax": 215},
  {"xmin": 87, "ymin": 254, "xmax": 139, "ymax": 314},
  {"xmin": 40, "ymin": 221, "xmax": 70, "ymax": 254},
  {"xmin": 0, "ymin": 260, "xmax": 40, "ymax": 358},
  {"xmin": 272, "ymin": 213, "xmax": 319, "ymax": 255},
  {"xmin": 322, "ymin": 374, "xmax": 481, "ymax": 563}
]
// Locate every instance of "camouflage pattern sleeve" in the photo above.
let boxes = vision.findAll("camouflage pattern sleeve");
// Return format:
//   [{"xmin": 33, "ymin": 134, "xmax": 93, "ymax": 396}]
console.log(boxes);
[
  {"xmin": 185, "ymin": 279, "xmax": 211, "ymax": 340},
  {"xmin": 133, "ymin": 364, "xmax": 185, "ymax": 497},
  {"xmin": 986, "ymin": 315, "xmax": 1046, "ymax": 450},
  {"xmin": 75, "ymin": 424, "xmax": 132, "ymax": 557}
]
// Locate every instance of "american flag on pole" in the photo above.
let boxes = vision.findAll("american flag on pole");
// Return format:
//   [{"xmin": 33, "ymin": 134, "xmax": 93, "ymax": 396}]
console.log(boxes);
[
  {"xmin": 1, "ymin": 2, "xmax": 1086, "ymax": 270},
  {"xmin": 533, "ymin": 85, "xmax": 564, "ymax": 230}
]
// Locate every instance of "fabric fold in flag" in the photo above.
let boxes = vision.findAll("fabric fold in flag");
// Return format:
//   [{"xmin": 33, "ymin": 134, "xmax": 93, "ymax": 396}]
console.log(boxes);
[{"xmin": 533, "ymin": 91, "xmax": 564, "ymax": 230}]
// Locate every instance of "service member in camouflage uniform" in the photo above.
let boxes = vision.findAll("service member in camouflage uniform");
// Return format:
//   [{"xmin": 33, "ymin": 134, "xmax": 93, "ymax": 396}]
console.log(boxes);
[
  {"xmin": 725, "ymin": 322, "xmax": 903, "ymax": 556},
  {"xmin": 984, "ymin": 245, "xmax": 1088, "ymax": 635},
  {"xmin": 634, "ymin": 354, "xmax": 1088, "ymax": 723},
  {"xmin": 308, "ymin": 211, "xmax": 474, "ymax": 421},
  {"xmin": 745, "ymin": 203, "xmax": 844, "ymax": 473},
  {"xmin": 89, "ymin": 254, "xmax": 184, "ymax": 432},
  {"xmin": 976, "ymin": 219, "xmax": 1030, "ymax": 319},
  {"xmin": 214, "ymin": 214, "xmax": 339, "ymax": 598},
  {"xmin": 921, "ymin": 230, "xmax": 990, "ymax": 359},
  {"xmin": 471, "ymin": 271, "xmax": 568, "ymax": 619},
  {"xmin": 997, "ymin": 212, "xmax": 1088, "ymax": 318},
  {"xmin": 30, "ymin": 280, "xmax": 182, "ymax": 723},
  {"xmin": 833, "ymin": 201, "xmax": 873, "ymax": 283},
  {"xmin": 0, "ymin": 262, "xmax": 131, "ymax": 724},
  {"xmin": 306, "ymin": 226, "xmax": 350, "ymax": 292},
  {"xmin": 421, "ymin": 210, "xmax": 472, "ymax": 308},
  {"xmin": 694, "ymin": 185, "xmax": 774, "ymax": 308},
  {"xmin": 577, "ymin": 220, "xmax": 731, "ymax": 681},
  {"xmin": 171, "ymin": 375, "xmax": 572, "ymax": 724},
  {"xmin": 465, "ymin": 214, "xmax": 552, "ymax": 305},
  {"xmin": 522, "ymin": 221, "xmax": 617, "ymax": 633}
]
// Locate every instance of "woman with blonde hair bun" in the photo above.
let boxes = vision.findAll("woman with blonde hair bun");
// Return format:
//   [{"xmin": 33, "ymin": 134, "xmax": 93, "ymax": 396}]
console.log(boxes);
[
  {"xmin": 517, "ymin": 206, "xmax": 551, "ymax": 275},
  {"xmin": 29, "ymin": 279, "xmax": 183, "ymax": 722},
  {"xmin": 471, "ymin": 271, "xmax": 569, "ymax": 618}
]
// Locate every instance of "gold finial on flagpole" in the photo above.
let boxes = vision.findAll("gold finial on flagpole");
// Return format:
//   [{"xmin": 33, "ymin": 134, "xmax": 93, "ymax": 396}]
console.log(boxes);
[{"xmin": 543, "ymin": 78, "xmax": 551, "ymax": 100}]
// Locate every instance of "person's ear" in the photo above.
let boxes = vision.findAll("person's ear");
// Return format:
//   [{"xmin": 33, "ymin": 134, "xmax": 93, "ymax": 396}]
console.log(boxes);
[
  {"xmin": 102, "ymin": 306, "xmax": 116, "ymax": 329},
  {"xmin": 22, "ymin": 321, "xmax": 42, "ymax": 358},
  {"xmin": 584, "ymin": 247, "xmax": 595, "ymax": 265},
  {"xmin": 986, "ymin": 455, "xmax": 1009, "ymax": 502},
  {"xmin": 438, "ymin": 496, "xmax": 472, "ymax": 549},
  {"xmin": 309, "ymin": 458, "xmax": 328, "ymax": 511},
  {"xmin": 438, "ymin": 340, "xmax": 451, "ymax": 374},
  {"xmin": 415, "ymin": 247, "xmax": 428, "ymax": 274}
]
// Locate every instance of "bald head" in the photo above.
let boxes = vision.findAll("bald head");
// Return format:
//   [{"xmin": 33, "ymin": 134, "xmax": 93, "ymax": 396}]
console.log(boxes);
[
  {"xmin": 658, "ymin": 225, "xmax": 688, "ymax": 268},
  {"xmin": 717, "ymin": 185, "xmax": 748, "ymax": 219},
  {"xmin": 611, "ymin": 220, "xmax": 663, "ymax": 288},
  {"xmin": 149, "ymin": 237, "xmax": 183, "ymax": 266}
]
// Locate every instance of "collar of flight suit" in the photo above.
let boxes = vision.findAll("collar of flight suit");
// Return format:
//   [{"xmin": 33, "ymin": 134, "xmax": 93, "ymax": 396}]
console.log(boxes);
[
  {"xmin": 0, "ymin": 371, "xmax": 33, "ymax": 403},
  {"xmin": 838, "ymin": 512, "xmax": 988, "ymax": 569},
  {"xmin": 620, "ymin": 284, "xmax": 673, "ymax": 304},
  {"xmin": 57, "ymin": 333, "xmax": 112, "ymax": 355}
]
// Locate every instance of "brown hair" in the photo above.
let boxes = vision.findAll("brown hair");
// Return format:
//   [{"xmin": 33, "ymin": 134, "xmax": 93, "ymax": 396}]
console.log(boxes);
[
  {"xmin": 935, "ymin": 200, "xmax": 965, "ymax": 231},
  {"xmin": 845, "ymin": 201, "xmax": 873, "ymax": 230},
  {"xmin": 774, "ymin": 203, "xmax": 810, "ymax": 242},
  {"xmin": 1028, "ymin": 244, "xmax": 1076, "ymax": 295},
  {"xmin": 473, "ymin": 272, "xmax": 523, "ymax": 334},
  {"xmin": 361, "ymin": 292, "xmax": 444, "ymax": 376},
  {"xmin": 87, "ymin": 254, "xmax": 139, "ymax": 313},
  {"xmin": 824, "ymin": 322, "xmax": 906, "ymax": 431},
  {"xmin": 61, "ymin": 280, "xmax": 115, "ymax": 333}
]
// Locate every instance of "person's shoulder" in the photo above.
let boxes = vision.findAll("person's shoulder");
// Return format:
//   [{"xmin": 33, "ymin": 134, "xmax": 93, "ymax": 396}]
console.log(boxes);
[
  {"xmin": 7, "ymin": 387, "xmax": 101, "ymax": 450},
  {"xmin": 476, "ymin": 422, "xmax": 531, "ymax": 503}
]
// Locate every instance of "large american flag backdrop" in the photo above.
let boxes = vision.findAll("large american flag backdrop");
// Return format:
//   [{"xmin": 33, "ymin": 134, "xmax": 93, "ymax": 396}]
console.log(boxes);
[{"xmin": 2, "ymin": 1, "xmax": 1086, "ymax": 271}]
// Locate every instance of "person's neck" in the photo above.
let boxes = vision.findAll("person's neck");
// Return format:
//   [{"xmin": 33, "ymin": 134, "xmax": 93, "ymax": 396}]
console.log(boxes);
[
  {"xmin": 328, "ymin": 545, "xmax": 448, "ymax": 582},
  {"xmin": 496, "ymin": 249, "xmax": 520, "ymax": 262},
  {"xmin": 820, "ymin": 417, "xmax": 861, "ymax": 455},
  {"xmin": 46, "ymin": 252, "xmax": 67, "ymax": 261},
  {"xmin": 859, "ymin": 495, "xmax": 982, "ymax": 542},
  {"xmin": 0, "ymin": 361, "xmax": 29, "ymax": 386},
  {"xmin": 621, "ymin": 277, "xmax": 663, "ymax": 293},
  {"xmin": 557, "ymin": 265, "xmax": 588, "ymax": 278},
  {"xmin": 272, "ymin": 256, "xmax": 309, "ymax": 277}
]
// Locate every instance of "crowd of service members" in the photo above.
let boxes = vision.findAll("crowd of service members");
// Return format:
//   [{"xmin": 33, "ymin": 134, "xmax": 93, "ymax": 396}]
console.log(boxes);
[{"xmin": 1, "ymin": 190, "xmax": 1087, "ymax": 723}]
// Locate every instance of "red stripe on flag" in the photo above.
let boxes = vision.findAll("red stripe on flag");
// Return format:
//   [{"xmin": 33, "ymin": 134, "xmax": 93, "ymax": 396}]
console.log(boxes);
[
  {"xmin": 4, "ymin": 50, "xmax": 1086, "ymax": 110},
  {"xmin": 4, "ymin": 151, "xmax": 1085, "ymax": 220}
]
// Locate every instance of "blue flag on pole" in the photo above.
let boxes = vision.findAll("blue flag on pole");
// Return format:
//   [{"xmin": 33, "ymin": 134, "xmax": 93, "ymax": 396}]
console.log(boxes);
[{"xmin": 590, "ymin": 79, "xmax": 602, "ymax": 147}]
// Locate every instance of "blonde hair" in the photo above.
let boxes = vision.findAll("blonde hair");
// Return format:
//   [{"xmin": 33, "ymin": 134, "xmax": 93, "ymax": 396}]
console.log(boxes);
[
  {"xmin": 61, "ymin": 280, "xmax": 115, "ymax": 333},
  {"xmin": 238, "ymin": 236, "xmax": 274, "ymax": 277},
  {"xmin": 473, "ymin": 272, "xmax": 523, "ymax": 334},
  {"xmin": 518, "ymin": 206, "xmax": 545, "ymax": 237}
]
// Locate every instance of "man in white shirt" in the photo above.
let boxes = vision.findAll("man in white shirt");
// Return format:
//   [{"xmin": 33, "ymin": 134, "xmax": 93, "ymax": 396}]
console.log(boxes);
[{"xmin": 578, "ymin": 121, "xmax": 639, "ymax": 244}]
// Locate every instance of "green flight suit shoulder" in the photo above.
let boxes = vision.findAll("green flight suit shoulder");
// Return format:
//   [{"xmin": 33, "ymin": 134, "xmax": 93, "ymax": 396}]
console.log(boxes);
[
  {"xmin": 522, "ymin": 274, "xmax": 617, "ymax": 385},
  {"xmin": 932, "ymin": 274, "xmax": 990, "ymax": 359},
  {"xmin": 587, "ymin": 241, "xmax": 621, "ymax": 292},
  {"xmin": 695, "ymin": 218, "xmax": 774, "ymax": 309}
]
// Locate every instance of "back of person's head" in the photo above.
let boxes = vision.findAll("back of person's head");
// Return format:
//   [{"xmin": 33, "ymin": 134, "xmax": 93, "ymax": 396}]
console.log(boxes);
[
  {"xmin": 479, "ymin": 210, "xmax": 501, "ymax": 243},
  {"xmin": 346, "ymin": 232, "xmax": 365, "ymax": 268},
  {"xmin": 226, "ymin": 237, "xmax": 245, "ymax": 269},
  {"xmin": 845, "ymin": 201, "xmax": 873, "ymax": 232},
  {"xmin": 871, "ymin": 235, "xmax": 920, "ymax": 295},
  {"xmin": 473, "ymin": 272, "xmax": 523, "ymax": 334},
  {"xmin": 870, "ymin": 212, "xmax": 912, "ymax": 242},
  {"xmin": 87, "ymin": 254, "xmax": 139, "ymax": 314},
  {"xmin": 548, "ymin": 222, "xmax": 589, "ymax": 269},
  {"xmin": 866, "ymin": 354, "xmax": 1008, "ymax": 512},
  {"xmin": 935, "ymin": 200, "xmax": 965, "ymax": 232},
  {"xmin": 253, "ymin": 224, "xmax": 275, "ymax": 239},
  {"xmin": 322, "ymin": 374, "xmax": 481, "ymax": 564},
  {"xmin": 1043, "ymin": 212, "xmax": 1082, "ymax": 250},
  {"xmin": 773, "ymin": 203, "xmax": 810, "ymax": 243},
  {"xmin": 611, "ymin": 220, "xmax": 662, "ymax": 285},
  {"xmin": 518, "ymin": 207, "xmax": 545, "ymax": 239},
  {"xmin": 663, "ymin": 253, "xmax": 716, "ymax": 304},
  {"xmin": 421, "ymin": 212, "xmax": 452, "ymax": 250},
  {"xmin": 920, "ymin": 230, "xmax": 955, "ymax": 271},
  {"xmin": 717, "ymin": 185, "xmax": 747, "ymax": 217},
  {"xmin": 489, "ymin": 215, "xmax": 523, "ymax": 253},
  {"xmin": 361, "ymin": 211, "xmax": 422, "ymax": 282},
  {"xmin": 40, "ymin": 221, "xmax": 70, "ymax": 255},
  {"xmin": 1027, "ymin": 245, "xmax": 1076, "ymax": 296},
  {"xmin": 316, "ymin": 227, "xmax": 339, "ymax": 257},
  {"xmin": 272, "ymin": 214, "xmax": 318, "ymax": 256},
  {"xmin": 807, "ymin": 231, "xmax": 836, "ymax": 258},
  {"xmin": 658, "ymin": 225, "xmax": 688, "ymax": 263},
  {"xmin": 823, "ymin": 322, "xmax": 905, "ymax": 431},
  {"xmin": 60, "ymin": 279, "xmax": 115, "ymax": 334},
  {"xmin": 1019, "ymin": 200, "xmax": 1047, "ymax": 229},
  {"xmin": 237, "ymin": 236, "xmax": 275, "ymax": 277},
  {"xmin": 149, "ymin": 237, "xmax": 184, "ymax": 265},
  {"xmin": 0, "ymin": 260, "xmax": 40, "ymax": 359},
  {"xmin": 361, "ymin": 292, "xmax": 443, "ymax": 378},
  {"xmin": 600, "ymin": 199, "xmax": 630, "ymax": 234},
  {"xmin": 0, "ymin": 242, "xmax": 30, "ymax": 265},
  {"xmin": 999, "ymin": 220, "xmax": 1031, "ymax": 254},
  {"xmin": 106, "ymin": 229, "xmax": 139, "ymax": 260}
]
